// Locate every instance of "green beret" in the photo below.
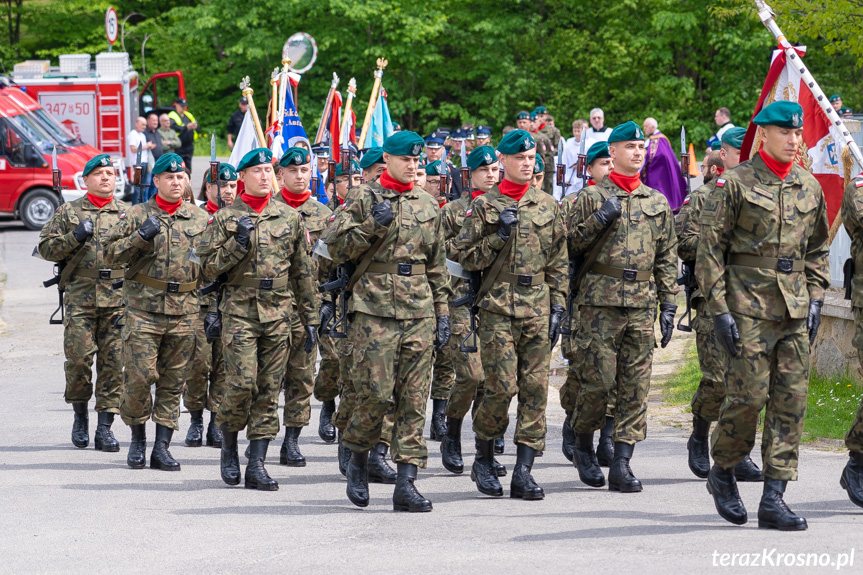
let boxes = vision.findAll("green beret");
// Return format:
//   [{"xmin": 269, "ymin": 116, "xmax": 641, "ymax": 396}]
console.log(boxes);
[
  {"xmin": 529, "ymin": 112, "xmax": 538, "ymax": 121},
  {"xmin": 533, "ymin": 155, "xmax": 544, "ymax": 174},
  {"xmin": 383, "ymin": 131, "xmax": 424, "ymax": 156},
  {"xmin": 516, "ymin": 111, "xmax": 529, "ymax": 120},
  {"xmin": 467, "ymin": 145, "xmax": 498, "ymax": 171},
  {"xmin": 586, "ymin": 141, "xmax": 610, "ymax": 165},
  {"xmin": 152, "ymin": 153, "xmax": 186, "ymax": 175},
  {"xmin": 424, "ymin": 160, "xmax": 446, "ymax": 176},
  {"xmin": 334, "ymin": 160, "xmax": 360, "ymax": 177},
  {"xmin": 607, "ymin": 121, "xmax": 645, "ymax": 143},
  {"xmin": 720, "ymin": 127, "xmax": 746, "ymax": 149},
  {"xmin": 830, "ymin": 94, "xmax": 841, "ymax": 103},
  {"xmin": 237, "ymin": 147, "xmax": 273, "ymax": 171},
  {"xmin": 359, "ymin": 147, "xmax": 384, "ymax": 169},
  {"xmin": 279, "ymin": 147, "xmax": 311, "ymax": 168},
  {"xmin": 206, "ymin": 163, "xmax": 238, "ymax": 183},
  {"xmin": 710, "ymin": 140, "xmax": 722, "ymax": 150},
  {"xmin": 497, "ymin": 129, "xmax": 536, "ymax": 155},
  {"xmin": 83, "ymin": 153, "xmax": 113, "ymax": 176},
  {"xmin": 753, "ymin": 101, "xmax": 803, "ymax": 129},
  {"xmin": 533, "ymin": 106, "xmax": 547, "ymax": 115}
]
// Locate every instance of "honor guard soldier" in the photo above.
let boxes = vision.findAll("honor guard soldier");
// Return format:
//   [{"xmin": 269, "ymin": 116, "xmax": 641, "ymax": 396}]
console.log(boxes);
[
  {"xmin": 698, "ymin": 101, "xmax": 829, "ymax": 530},
  {"xmin": 196, "ymin": 147, "xmax": 318, "ymax": 491},
  {"xmin": 533, "ymin": 106, "xmax": 561, "ymax": 196},
  {"xmin": 102, "ymin": 153, "xmax": 209, "ymax": 471},
  {"xmin": 515, "ymin": 112, "xmax": 530, "ymax": 131},
  {"xmin": 456, "ymin": 129, "xmax": 568, "ymax": 500},
  {"xmin": 311, "ymin": 142, "xmax": 332, "ymax": 191},
  {"xmin": 425, "ymin": 133, "xmax": 461, "ymax": 200},
  {"xmin": 359, "ymin": 146, "xmax": 386, "ymax": 183},
  {"xmin": 38, "ymin": 154, "xmax": 128, "ymax": 452}
]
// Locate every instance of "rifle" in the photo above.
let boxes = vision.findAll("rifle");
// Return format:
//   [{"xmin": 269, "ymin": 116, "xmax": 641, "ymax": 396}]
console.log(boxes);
[
  {"xmin": 844, "ymin": 258, "xmax": 855, "ymax": 301},
  {"xmin": 42, "ymin": 146, "xmax": 67, "ymax": 324},
  {"xmin": 318, "ymin": 262, "xmax": 355, "ymax": 339},
  {"xmin": 327, "ymin": 156, "xmax": 337, "ymax": 205},
  {"xmin": 132, "ymin": 147, "xmax": 145, "ymax": 205},
  {"xmin": 439, "ymin": 161, "xmax": 451, "ymax": 203},
  {"xmin": 459, "ymin": 143, "xmax": 470, "ymax": 199},
  {"xmin": 680, "ymin": 126, "xmax": 692, "ymax": 198},
  {"xmin": 575, "ymin": 135, "xmax": 588, "ymax": 188},
  {"xmin": 210, "ymin": 134, "xmax": 222, "ymax": 209},
  {"xmin": 555, "ymin": 134, "xmax": 569, "ymax": 197},
  {"xmin": 559, "ymin": 254, "xmax": 583, "ymax": 336},
  {"xmin": 676, "ymin": 260, "xmax": 695, "ymax": 332},
  {"xmin": 447, "ymin": 258, "xmax": 479, "ymax": 353}
]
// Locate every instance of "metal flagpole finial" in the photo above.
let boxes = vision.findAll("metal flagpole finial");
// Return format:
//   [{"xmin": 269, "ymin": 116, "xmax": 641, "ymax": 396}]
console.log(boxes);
[
  {"xmin": 331, "ymin": 72, "xmax": 340, "ymax": 87},
  {"xmin": 271, "ymin": 68, "xmax": 280, "ymax": 82},
  {"xmin": 240, "ymin": 76, "xmax": 253, "ymax": 96},
  {"xmin": 282, "ymin": 57, "xmax": 292, "ymax": 69},
  {"xmin": 376, "ymin": 58, "xmax": 388, "ymax": 70},
  {"xmin": 347, "ymin": 77, "xmax": 357, "ymax": 91}
]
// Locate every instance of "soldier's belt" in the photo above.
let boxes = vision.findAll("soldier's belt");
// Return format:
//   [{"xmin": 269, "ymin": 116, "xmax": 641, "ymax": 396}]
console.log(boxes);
[
  {"xmin": 728, "ymin": 255, "xmax": 804, "ymax": 273},
  {"xmin": 498, "ymin": 271, "xmax": 545, "ymax": 287},
  {"xmin": 130, "ymin": 273, "xmax": 199, "ymax": 293},
  {"xmin": 366, "ymin": 262, "xmax": 426, "ymax": 276},
  {"xmin": 226, "ymin": 275, "xmax": 290, "ymax": 290},
  {"xmin": 590, "ymin": 263, "xmax": 651, "ymax": 282},
  {"xmin": 72, "ymin": 267, "xmax": 125, "ymax": 280}
]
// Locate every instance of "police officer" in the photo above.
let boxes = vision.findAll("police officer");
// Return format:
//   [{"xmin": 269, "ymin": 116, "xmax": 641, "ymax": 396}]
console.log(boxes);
[
  {"xmin": 38, "ymin": 154, "xmax": 128, "ymax": 452},
  {"xmin": 425, "ymin": 133, "xmax": 461, "ymax": 200},
  {"xmin": 476, "ymin": 125, "xmax": 492, "ymax": 148},
  {"xmin": 698, "ymin": 101, "xmax": 829, "ymax": 530}
]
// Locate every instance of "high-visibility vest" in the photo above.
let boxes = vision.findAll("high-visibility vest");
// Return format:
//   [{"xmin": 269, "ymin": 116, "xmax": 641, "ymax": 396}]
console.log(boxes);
[{"xmin": 168, "ymin": 110, "xmax": 198, "ymax": 140}]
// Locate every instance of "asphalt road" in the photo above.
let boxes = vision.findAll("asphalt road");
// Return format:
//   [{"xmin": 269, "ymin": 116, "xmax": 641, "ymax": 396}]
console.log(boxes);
[{"xmin": 1, "ymin": 220, "xmax": 861, "ymax": 574}]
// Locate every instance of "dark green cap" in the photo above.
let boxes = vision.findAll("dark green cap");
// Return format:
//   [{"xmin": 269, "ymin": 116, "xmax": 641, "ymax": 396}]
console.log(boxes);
[
  {"xmin": 83, "ymin": 153, "xmax": 112, "ymax": 176},
  {"xmin": 830, "ymin": 94, "xmax": 841, "ymax": 103},
  {"xmin": 516, "ymin": 111, "xmax": 529, "ymax": 120},
  {"xmin": 607, "ymin": 121, "xmax": 644, "ymax": 143},
  {"xmin": 529, "ymin": 112, "xmax": 538, "ymax": 121},
  {"xmin": 279, "ymin": 147, "xmax": 311, "ymax": 167},
  {"xmin": 237, "ymin": 147, "xmax": 273, "ymax": 171},
  {"xmin": 359, "ymin": 147, "xmax": 384, "ymax": 169},
  {"xmin": 533, "ymin": 155, "xmax": 544, "ymax": 174},
  {"xmin": 467, "ymin": 145, "xmax": 498, "ymax": 171},
  {"xmin": 152, "ymin": 153, "xmax": 186, "ymax": 175},
  {"xmin": 753, "ymin": 101, "xmax": 803, "ymax": 128},
  {"xmin": 720, "ymin": 127, "xmax": 746, "ymax": 149},
  {"xmin": 383, "ymin": 131, "xmax": 424, "ymax": 156},
  {"xmin": 586, "ymin": 141, "xmax": 610, "ymax": 165},
  {"xmin": 496, "ymin": 129, "xmax": 536, "ymax": 155},
  {"xmin": 206, "ymin": 163, "xmax": 238, "ymax": 183},
  {"xmin": 424, "ymin": 160, "xmax": 446, "ymax": 176},
  {"xmin": 533, "ymin": 106, "xmax": 547, "ymax": 115},
  {"xmin": 334, "ymin": 160, "xmax": 360, "ymax": 177}
]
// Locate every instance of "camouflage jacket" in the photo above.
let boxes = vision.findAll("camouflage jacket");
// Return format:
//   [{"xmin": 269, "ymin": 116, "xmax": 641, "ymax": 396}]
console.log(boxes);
[
  {"xmin": 456, "ymin": 185, "xmax": 568, "ymax": 318},
  {"xmin": 38, "ymin": 195, "xmax": 129, "ymax": 308},
  {"xmin": 841, "ymin": 177, "xmax": 863, "ymax": 309},
  {"xmin": 274, "ymin": 193, "xmax": 333, "ymax": 287},
  {"xmin": 568, "ymin": 176, "xmax": 678, "ymax": 308},
  {"xmin": 537, "ymin": 125, "xmax": 561, "ymax": 174},
  {"xmin": 196, "ymin": 195, "xmax": 318, "ymax": 326},
  {"xmin": 102, "ymin": 197, "xmax": 208, "ymax": 315},
  {"xmin": 441, "ymin": 193, "xmax": 474, "ymax": 322},
  {"xmin": 695, "ymin": 154, "xmax": 830, "ymax": 321},
  {"xmin": 324, "ymin": 179, "xmax": 450, "ymax": 320},
  {"xmin": 675, "ymin": 182, "xmax": 715, "ymax": 300}
]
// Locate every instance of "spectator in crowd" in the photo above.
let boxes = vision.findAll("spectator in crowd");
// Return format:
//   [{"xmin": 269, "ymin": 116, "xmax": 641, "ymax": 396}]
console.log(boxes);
[
  {"xmin": 143, "ymin": 112, "xmax": 164, "ymax": 200},
  {"xmin": 583, "ymin": 108, "xmax": 611, "ymax": 152},
  {"xmin": 641, "ymin": 117, "xmax": 687, "ymax": 212},
  {"xmin": 226, "ymin": 96, "xmax": 249, "ymax": 150},
  {"xmin": 168, "ymin": 97, "xmax": 198, "ymax": 176},
  {"xmin": 158, "ymin": 114, "xmax": 182, "ymax": 155},
  {"xmin": 127, "ymin": 116, "xmax": 156, "ymax": 204},
  {"xmin": 707, "ymin": 107, "xmax": 735, "ymax": 149},
  {"xmin": 560, "ymin": 118, "xmax": 588, "ymax": 196}
]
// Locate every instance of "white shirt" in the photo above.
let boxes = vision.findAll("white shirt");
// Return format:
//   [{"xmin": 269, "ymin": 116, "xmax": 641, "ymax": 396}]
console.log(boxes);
[
  {"xmin": 583, "ymin": 126, "xmax": 611, "ymax": 152},
  {"xmin": 127, "ymin": 129, "xmax": 149, "ymax": 167},
  {"xmin": 716, "ymin": 122, "xmax": 735, "ymax": 140}
]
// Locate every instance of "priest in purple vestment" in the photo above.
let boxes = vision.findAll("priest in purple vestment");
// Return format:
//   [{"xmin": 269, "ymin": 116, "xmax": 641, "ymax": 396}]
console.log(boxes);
[{"xmin": 640, "ymin": 118, "xmax": 687, "ymax": 212}]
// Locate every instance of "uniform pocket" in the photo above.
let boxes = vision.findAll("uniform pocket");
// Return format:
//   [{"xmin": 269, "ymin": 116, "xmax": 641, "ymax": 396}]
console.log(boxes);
[
  {"xmin": 415, "ymin": 208, "xmax": 437, "ymax": 245},
  {"xmin": 531, "ymin": 209, "xmax": 555, "ymax": 249},
  {"xmin": 745, "ymin": 189, "xmax": 776, "ymax": 211}
]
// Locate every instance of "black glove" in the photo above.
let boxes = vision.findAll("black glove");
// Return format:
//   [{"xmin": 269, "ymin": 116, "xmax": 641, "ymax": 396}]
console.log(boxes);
[
  {"xmin": 549, "ymin": 304, "xmax": 565, "ymax": 350},
  {"xmin": 659, "ymin": 303, "xmax": 677, "ymax": 348},
  {"xmin": 235, "ymin": 215, "xmax": 254, "ymax": 249},
  {"xmin": 319, "ymin": 300, "xmax": 335, "ymax": 336},
  {"xmin": 807, "ymin": 299, "xmax": 823, "ymax": 345},
  {"xmin": 713, "ymin": 312, "xmax": 740, "ymax": 357},
  {"xmin": 72, "ymin": 218, "xmax": 94, "ymax": 243},
  {"xmin": 435, "ymin": 315, "xmax": 451, "ymax": 350},
  {"xmin": 594, "ymin": 196, "xmax": 622, "ymax": 228},
  {"xmin": 497, "ymin": 206, "xmax": 518, "ymax": 241},
  {"xmin": 204, "ymin": 311, "xmax": 222, "ymax": 343},
  {"xmin": 137, "ymin": 215, "xmax": 161, "ymax": 242},
  {"xmin": 303, "ymin": 324, "xmax": 318, "ymax": 353},
  {"xmin": 371, "ymin": 199, "xmax": 394, "ymax": 228}
]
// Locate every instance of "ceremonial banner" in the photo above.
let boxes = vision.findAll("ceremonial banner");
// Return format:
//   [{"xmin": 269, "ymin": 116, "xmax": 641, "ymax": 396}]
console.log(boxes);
[
  {"xmin": 366, "ymin": 87, "xmax": 394, "ymax": 148},
  {"xmin": 275, "ymin": 76, "xmax": 309, "ymax": 155},
  {"xmin": 227, "ymin": 109, "xmax": 261, "ymax": 168},
  {"xmin": 328, "ymin": 91, "xmax": 343, "ymax": 157}
]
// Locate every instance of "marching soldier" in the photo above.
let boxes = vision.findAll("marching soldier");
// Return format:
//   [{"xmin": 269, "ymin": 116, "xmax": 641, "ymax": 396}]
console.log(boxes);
[
  {"xmin": 532, "ymin": 155, "xmax": 545, "ymax": 190},
  {"xmin": 456, "ymin": 129, "xmax": 568, "ymax": 500},
  {"xmin": 325, "ymin": 131, "xmax": 451, "ymax": 512},
  {"xmin": 568, "ymin": 122, "xmax": 677, "ymax": 493},
  {"xmin": 534, "ymin": 106, "xmax": 561, "ymax": 196},
  {"xmin": 359, "ymin": 146, "xmax": 386, "ymax": 183},
  {"xmin": 38, "ymin": 154, "xmax": 128, "ymax": 452},
  {"xmin": 425, "ymin": 133, "xmax": 461, "ymax": 200},
  {"xmin": 197, "ymin": 147, "xmax": 318, "ymax": 491},
  {"xmin": 698, "ymin": 101, "xmax": 829, "ymax": 530},
  {"xmin": 102, "ymin": 153, "xmax": 209, "ymax": 471}
]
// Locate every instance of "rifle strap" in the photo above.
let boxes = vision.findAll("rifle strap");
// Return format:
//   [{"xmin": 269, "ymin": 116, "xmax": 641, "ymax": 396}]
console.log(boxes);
[
  {"xmin": 224, "ymin": 229, "xmax": 258, "ymax": 286},
  {"xmin": 58, "ymin": 203, "xmax": 94, "ymax": 290},
  {"xmin": 346, "ymin": 190, "xmax": 388, "ymax": 293},
  {"xmin": 473, "ymin": 196, "xmax": 515, "ymax": 307}
]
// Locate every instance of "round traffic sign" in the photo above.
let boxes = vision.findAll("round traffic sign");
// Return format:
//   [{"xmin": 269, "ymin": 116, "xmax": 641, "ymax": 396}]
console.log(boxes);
[
  {"xmin": 283, "ymin": 33, "xmax": 318, "ymax": 74},
  {"xmin": 105, "ymin": 7, "xmax": 119, "ymax": 44}
]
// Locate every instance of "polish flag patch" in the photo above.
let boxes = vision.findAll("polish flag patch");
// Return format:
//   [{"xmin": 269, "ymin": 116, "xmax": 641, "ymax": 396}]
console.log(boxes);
[
  {"xmin": 208, "ymin": 216, "xmax": 214, "ymax": 224},
  {"xmin": 715, "ymin": 179, "xmax": 726, "ymax": 187},
  {"xmin": 465, "ymin": 209, "xmax": 472, "ymax": 217},
  {"xmin": 329, "ymin": 214, "xmax": 336, "ymax": 221},
  {"xmin": 855, "ymin": 179, "xmax": 863, "ymax": 188},
  {"xmin": 119, "ymin": 212, "xmax": 126, "ymax": 219},
  {"xmin": 682, "ymin": 197, "xmax": 690, "ymax": 205}
]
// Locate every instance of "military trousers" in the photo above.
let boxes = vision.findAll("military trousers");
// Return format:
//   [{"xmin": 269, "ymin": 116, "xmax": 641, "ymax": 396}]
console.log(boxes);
[
  {"xmin": 63, "ymin": 304, "xmax": 124, "ymax": 413},
  {"xmin": 217, "ymin": 313, "xmax": 289, "ymax": 441},
  {"xmin": 184, "ymin": 307, "xmax": 227, "ymax": 413},
  {"xmin": 843, "ymin": 308, "xmax": 863, "ymax": 454},
  {"xmin": 711, "ymin": 313, "xmax": 809, "ymax": 481},
  {"xmin": 560, "ymin": 314, "xmax": 617, "ymax": 417},
  {"xmin": 342, "ymin": 312, "xmax": 433, "ymax": 467},
  {"xmin": 445, "ymin": 311, "xmax": 485, "ymax": 419},
  {"xmin": 313, "ymin": 334, "xmax": 340, "ymax": 402},
  {"xmin": 431, "ymin": 346, "xmax": 455, "ymax": 401},
  {"xmin": 690, "ymin": 299, "xmax": 725, "ymax": 422},
  {"xmin": 119, "ymin": 308, "xmax": 196, "ymax": 429},
  {"xmin": 283, "ymin": 312, "xmax": 315, "ymax": 428},
  {"xmin": 473, "ymin": 309, "xmax": 549, "ymax": 451},
  {"xmin": 570, "ymin": 305, "xmax": 654, "ymax": 444}
]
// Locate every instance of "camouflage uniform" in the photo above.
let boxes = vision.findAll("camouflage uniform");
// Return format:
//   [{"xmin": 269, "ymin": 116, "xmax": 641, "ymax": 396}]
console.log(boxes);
[
  {"xmin": 38, "ymin": 195, "xmax": 128, "ymax": 412},
  {"xmin": 101, "ymin": 197, "xmax": 209, "ymax": 429},
  {"xmin": 538, "ymin": 124, "xmax": 562, "ymax": 196},
  {"xmin": 456, "ymin": 185, "xmax": 568, "ymax": 450},
  {"xmin": 696, "ymin": 154, "xmax": 829, "ymax": 480},
  {"xmin": 196, "ymin": 195, "xmax": 318, "ymax": 440},
  {"xmin": 185, "ymin": 287, "xmax": 227, "ymax": 414},
  {"xmin": 430, "ymin": 344, "xmax": 455, "ymax": 401}
]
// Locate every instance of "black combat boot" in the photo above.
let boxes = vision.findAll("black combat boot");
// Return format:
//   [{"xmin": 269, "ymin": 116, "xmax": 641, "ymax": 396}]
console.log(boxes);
[
  {"xmin": 219, "ymin": 424, "xmax": 241, "ymax": 486},
  {"xmin": 393, "ymin": 463, "xmax": 432, "ymax": 512},
  {"xmin": 757, "ymin": 478, "xmax": 807, "ymax": 531},
  {"xmin": 561, "ymin": 411, "xmax": 575, "ymax": 462},
  {"xmin": 494, "ymin": 436, "xmax": 505, "ymax": 455},
  {"xmin": 71, "ymin": 403, "xmax": 89, "ymax": 448},
  {"xmin": 150, "ymin": 424, "xmax": 181, "ymax": 471},
  {"xmin": 511, "ymin": 444, "xmax": 544, "ymax": 500},
  {"xmin": 492, "ymin": 457, "xmax": 507, "ymax": 477},
  {"xmin": 471, "ymin": 439, "xmax": 504, "ymax": 497},
  {"xmin": 245, "ymin": 439, "xmax": 279, "ymax": 491},
  {"xmin": 338, "ymin": 431, "xmax": 351, "ymax": 477},
  {"xmin": 596, "ymin": 417, "xmax": 614, "ymax": 467},
  {"xmin": 841, "ymin": 451, "xmax": 863, "ymax": 508},
  {"xmin": 441, "ymin": 417, "xmax": 464, "ymax": 474},
  {"xmin": 185, "ymin": 409, "xmax": 204, "ymax": 447},
  {"xmin": 706, "ymin": 464, "xmax": 747, "ymax": 525},
  {"xmin": 608, "ymin": 442, "xmax": 642, "ymax": 492},
  {"xmin": 346, "ymin": 450, "xmax": 370, "ymax": 507},
  {"xmin": 318, "ymin": 399, "xmax": 337, "ymax": 443},
  {"xmin": 280, "ymin": 426, "xmax": 306, "ymax": 467},
  {"xmin": 429, "ymin": 399, "xmax": 447, "ymax": 441},
  {"xmin": 205, "ymin": 411, "xmax": 222, "ymax": 447},
  {"xmin": 94, "ymin": 412, "xmax": 119, "ymax": 452},
  {"xmin": 734, "ymin": 454, "xmax": 764, "ymax": 482},
  {"xmin": 368, "ymin": 442, "xmax": 397, "ymax": 484},
  {"xmin": 573, "ymin": 432, "xmax": 605, "ymax": 488},
  {"xmin": 687, "ymin": 416, "xmax": 711, "ymax": 479},
  {"xmin": 127, "ymin": 424, "xmax": 147, "ymax": 469}
]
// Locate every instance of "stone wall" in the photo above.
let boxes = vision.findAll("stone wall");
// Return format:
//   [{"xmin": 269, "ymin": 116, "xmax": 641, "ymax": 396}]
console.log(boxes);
[{"xmin": 811, "ymin": 291, "xmax": 862, "ymax": 382}]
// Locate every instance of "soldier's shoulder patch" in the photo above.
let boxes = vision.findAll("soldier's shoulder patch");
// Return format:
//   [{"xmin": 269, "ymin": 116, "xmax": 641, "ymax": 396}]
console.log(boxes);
[
  {"xmin": 208, "ymin": 216, "xmax": 214, "ymax": 224},
  {"xmin": 119, "ymin": 212, "xmax": 126, "ymax": 219},
  {"xmin": 329, "ymin": 214, "xmax": 336, "ymax": 221},
  {"xmin": 715, "ymin": 179, "xmax": 726, "ymax": 188},
  {"xmin": 465, "ymin": 209, "xmax": 472, "ymax": 217},
  {"xmin": 682, "ymin": 196, "xmax": 690, "ymax": 205},
  {"xmin": 855, "ymin": 179, "xmax": 863, "ymax": 188}
]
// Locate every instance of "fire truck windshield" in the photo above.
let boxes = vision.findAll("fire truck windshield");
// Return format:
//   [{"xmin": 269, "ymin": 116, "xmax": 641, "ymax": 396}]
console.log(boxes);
[
  {"xmin": 6, "ymin": 112, "xmax": 59, "ymax": 153},
  {"xmin": 31, "ymin": 108, "xmax": 80, "ymax": 146}
]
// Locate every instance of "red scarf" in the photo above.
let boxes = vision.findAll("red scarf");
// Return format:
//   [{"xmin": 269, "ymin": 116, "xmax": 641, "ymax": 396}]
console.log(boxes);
[
  {"xmin": 472, "ymin": 189, "xmax": 485, "ymax": 200},
  {"xmin": 587, "ymin": 179, "xmax": 596, "ymax": 186},
  {"xmin": 608, "ymin": 171, "xmax": 641, "ymax": 193},
  {"xmin": 281, "ymin": 188, "xmax": 311, "ymax": 209},
  {"xmin": 379, "ymin": 169, "xmax": 414, "ymax": 193},
  {"xmin": 498, "ymin": 178, "xmax": 529, "ymax": 201},
  {"xmin": 241, "ymin": 192, "xmax": 270, "ymax": 214},
  {"xmin": 205, "ymin": 201, "xmax": 219, "ymax": 215},
  {"xmin": 759, "ymin": 149, "xmax": 793, "ymax": 180},
  {"xmin": 537, "ymin": 122, "xmax": 546, "ymax": 132},
  {"xmin": 86, "ymin": 193, "xmax": 113, "ymax": 209},
  {"xmin": 715, "ymin": 167, "xmax": 725, "ymax": 175},
  {"xmin": 439, "ymin": 199, "xmax": 446, "ymax": 208},
  {"xmin": 155, "ymin": 194, "xmax": 182, "ymax": 215}
]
